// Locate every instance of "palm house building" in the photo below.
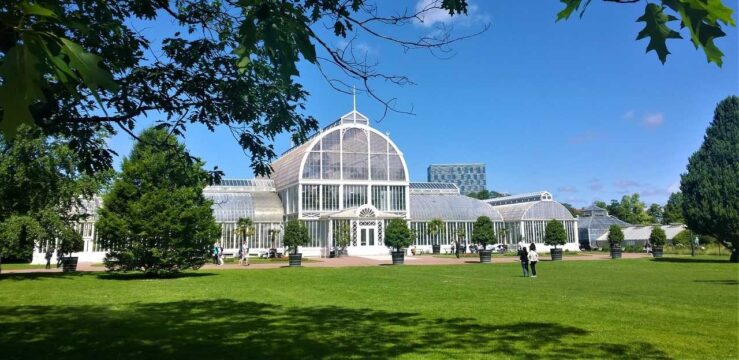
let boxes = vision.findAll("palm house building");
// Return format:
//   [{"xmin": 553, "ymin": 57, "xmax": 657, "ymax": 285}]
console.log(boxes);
[{"xmin": 32, "ymin": 107, "xmax": 579, "ymax": 263}]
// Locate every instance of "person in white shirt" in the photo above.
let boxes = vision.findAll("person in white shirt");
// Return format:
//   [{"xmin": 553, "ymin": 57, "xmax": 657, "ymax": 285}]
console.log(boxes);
[{"xmin": 527, "ymin": 243, "xmax": 539, "ymax": 278}]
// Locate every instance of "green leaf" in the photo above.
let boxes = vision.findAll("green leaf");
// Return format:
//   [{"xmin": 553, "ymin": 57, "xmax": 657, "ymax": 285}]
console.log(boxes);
[
  {"xmin": 0, "ymin": 44, "xmax": 46, "ymax": 139},
  {"xmin": 557, "ymin": 0, "xmax": 582, "ymax": 21},
  {"xmin": 20, "ymin": 2, "xmax": 58, "ymax": 18},
  {"xmin": 58, "ymin": 38, "xmax": 119, "ymax": 92},
  {"xmin": 666, "ymin": 0, "xmax": 731, "ymax": 66},
  {"xmin": 636, "ymin": 3, "xmax": 682, "ymax": 64}
]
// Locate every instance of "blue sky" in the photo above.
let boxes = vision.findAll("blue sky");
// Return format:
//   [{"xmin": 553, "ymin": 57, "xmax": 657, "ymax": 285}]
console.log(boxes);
[{"xmin": 108, "ymin": 1, "xmax": 738, "ymax": 207}]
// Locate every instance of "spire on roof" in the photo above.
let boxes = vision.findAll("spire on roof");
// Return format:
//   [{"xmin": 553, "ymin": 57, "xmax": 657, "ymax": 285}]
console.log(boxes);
[{"xmin": 352, "ymin": 85, "xmax": 356, "ymax": 112}]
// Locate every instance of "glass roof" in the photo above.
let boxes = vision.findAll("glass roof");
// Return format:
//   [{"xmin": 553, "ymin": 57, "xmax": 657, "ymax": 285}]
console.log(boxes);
[
  {"xmin": 485, "ymin": 191, "xmax": 552, "ymax": 206},
  {"xmin": 409, "ymin": 182, "xmax": 460, "ymax": 194},
  {"xmin": 410, "ymin": 194, "xmax": 502, "ymax": 221},
  {"xmin": 596, "ymin": 225, "xmax": 686, "ymax": 242},
  {"xmin": 490, "ymin": 201, "xmax": 574, "ymax": 221},
  {"xmin": 204, "ymin": 191, "xmax": 284, "ymax": 223}
]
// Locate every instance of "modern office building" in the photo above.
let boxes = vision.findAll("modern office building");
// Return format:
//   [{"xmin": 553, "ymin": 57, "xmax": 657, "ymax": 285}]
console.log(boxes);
[
  {"xmin": 31, "ymin": 106, "xmax": 578, "ymax": 263},
  {"xmin": 427, "ymin": 164, "xmax": 486, "ymax": 195}
]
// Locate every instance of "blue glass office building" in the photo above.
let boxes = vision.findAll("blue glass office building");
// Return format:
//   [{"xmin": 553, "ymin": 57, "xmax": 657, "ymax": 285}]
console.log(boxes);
[{"xmin": 427, "ymin": 164, "xmax": 486, "ymax": 195}]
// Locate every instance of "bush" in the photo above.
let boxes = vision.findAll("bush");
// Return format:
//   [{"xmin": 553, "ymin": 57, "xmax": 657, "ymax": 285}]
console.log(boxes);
[
  {"xmin": 672, "ymin": 230, "xmax": 692, "ymax": 246},
  {"xmin": 472, "ymin": 216, "xmax": 495, "ymax": 248},
  {"xmin": 385, "ymin": 219, "xmax": 412, "ymax": 252},
  {"xmin": 649, "ymin": 227, "xmax": 667, "ymax": 247},
  {"xmin": 544, "ymin": 219, "xmax": 567, "ymax": 249},
  {"xmin": 283, "ymin": 220, "xmax": 311, "ymax": 255},
  {"xmin": 607, "ymin": 225, "xmax": 624, "ymax": 247}
]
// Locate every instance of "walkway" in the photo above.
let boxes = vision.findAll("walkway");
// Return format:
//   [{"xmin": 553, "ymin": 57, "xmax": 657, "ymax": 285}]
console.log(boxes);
[{"xmin": 1, "ymin": 252, "xmax": 652, "ymax": 274}]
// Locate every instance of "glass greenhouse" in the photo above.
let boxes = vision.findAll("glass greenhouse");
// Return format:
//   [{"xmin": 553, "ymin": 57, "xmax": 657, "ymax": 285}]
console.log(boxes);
[{"xmin": 577, "ymin": 205, "xmax": 631, "ymax": 248}]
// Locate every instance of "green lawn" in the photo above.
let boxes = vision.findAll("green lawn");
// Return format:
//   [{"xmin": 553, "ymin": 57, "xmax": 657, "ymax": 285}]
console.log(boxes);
[
  {"xmin": 0, "ymin": 263, "xmax": 49, "ymax": 270},
  {"xmin": 0, "ymin": 257, "xmax": 736, "ymax": 359}
]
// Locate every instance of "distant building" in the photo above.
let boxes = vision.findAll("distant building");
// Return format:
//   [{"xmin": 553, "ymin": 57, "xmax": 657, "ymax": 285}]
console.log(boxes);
[
  {"xmin": 596, "ymin": 224, "xmax": 687, "ymax": 248},
  {"xmin": 427, "ymin": 164, "xmax": 486, "ymax": 195},
  {"xmin": 577, "ymin": 205, "xmax": 631, "ymax": 248}
]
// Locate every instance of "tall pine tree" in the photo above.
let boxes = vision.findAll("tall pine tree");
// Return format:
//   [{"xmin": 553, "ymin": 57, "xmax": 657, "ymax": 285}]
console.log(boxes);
[
  {"xmin": 97, "ymin": 128, "xmax": 220, "ymax": 274},
  {"xmin": 681, "ymin": 96, "xmax": 739, "ymax": 262}
]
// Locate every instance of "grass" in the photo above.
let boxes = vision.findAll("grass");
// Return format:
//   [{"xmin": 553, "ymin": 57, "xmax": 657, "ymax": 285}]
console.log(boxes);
[
  {"xmin": 0, "ymin": 263, "xmax": 49, "ymax": 270},
  {"xmin": 0, "ymin": 257, "xmax": 736, "ymax": 359}
]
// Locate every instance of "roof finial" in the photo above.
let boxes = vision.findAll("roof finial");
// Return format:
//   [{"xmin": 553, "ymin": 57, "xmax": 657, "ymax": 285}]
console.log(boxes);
[{"xmin": 352, "ymin": 85, "xmax": 356, "ymax": 112}]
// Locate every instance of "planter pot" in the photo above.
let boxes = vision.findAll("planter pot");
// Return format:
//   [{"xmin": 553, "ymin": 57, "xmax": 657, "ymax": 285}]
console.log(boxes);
[
  {"xmin": 432, "ymin": 244, "xmax": 441, "ymax": 254},
  {"xmin": 610, "ymin": 247, "xmax": 622, "ymax": 259},
  {"xmin": 479, "ymin": 250, "xmax": 492, "ymax": 263},
  {"xmin": 61, "ymin": 257, "xmax": 78, "ymax": 272},
  {"xmin": 652, "ymin": 247, "xmax": 663, "ymax": 258},
  {"xmin": 288, "ymin": 253, "xmax": 302, "ymax": 267},
  {"xmin": 550, "ymin": 248, "xmax": 563, "ymax": 261},
  {"xmin": 391, "ymin": 251, "xmax": 405, "ymax": 265}
]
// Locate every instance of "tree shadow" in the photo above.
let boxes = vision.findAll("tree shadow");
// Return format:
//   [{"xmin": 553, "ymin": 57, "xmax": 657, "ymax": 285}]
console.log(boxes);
[
  {"xmin": 0, "ymin": 300, "xmax": 670, "ymax": 359},
  {"xmin": 652, "ymin": 257, "xmax": 730, "ymax": 264},
  {"xmin": 96, "ymin": 272, "xmax": 217, "ymax": 281},
  {"xmin": 0, "ymin": 272, "xmax": 85, "ymax": 281},
  {"xmin": 694, "ymin": 280, "xmax": 738, "ymax": 285}
]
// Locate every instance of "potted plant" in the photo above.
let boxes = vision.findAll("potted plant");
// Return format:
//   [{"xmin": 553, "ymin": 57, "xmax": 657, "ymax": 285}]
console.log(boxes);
[
  {"xmin": 649, "ymin": 226, "xmax": 666, "ymax": 258},
  {"xmin": 472, "ymin": 216, "xmax": 495, "ymax": 263},
  {"xmin": 333, "ymin": 223, "xmax": 350, "ymax": 257},
  {"xmin": 607, "ymin": 225, "xmax": 624, "ymax": 259},
  {"xmin": 283, "ymin": 220, "xmax": 311, "ymax": 267},
  {"xmin": 544, "ymin": 219, "xmax": 567, "ymax": 261},
  {"xmin": 427, "ymin": 218, "xmax": 445, "ymax": 254},
  {"xmin": 385, "ymin": 219, "xmax": 412, "ymax": 265},
  {"xmin": 236, "ymin": 217, "xmax": 254, "ymax": 246}
]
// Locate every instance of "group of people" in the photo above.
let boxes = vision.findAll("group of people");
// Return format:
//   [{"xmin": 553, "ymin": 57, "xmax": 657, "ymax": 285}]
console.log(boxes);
[
  {"xmin": 211, "ymin": 241, "xmax": 251, "ymax": 266},
  {"xmin": 516, "ymin": 242, "xmax": 539, "ymax": 278}
]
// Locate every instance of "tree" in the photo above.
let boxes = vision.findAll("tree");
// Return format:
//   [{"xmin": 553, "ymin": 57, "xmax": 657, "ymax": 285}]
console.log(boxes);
[
  {"xmin": 96, "ymin": 128, "xmax": 220, "ymax": 275},
  {"xmin": 562, "ymin": 203, "xmax": 582, "ymax": 217},
  {"xmin": 662, "ymin": 192, "xmax": 685, "ymax": 224},
  {"xmin": 607, "ymin": 225, "xmax": 624, "ymax": 248},
  {"xmin": 606, "ymin": 194, "xmax": 652, "ymax": 224},
  {"xmin": 681, "ymin": 96, "xmax": 739, "ymax": 262},
  {"xmin": 2, "ymin": 1, "xmax": 733, "ymax": 177},
  {"xmin": 498, "ymin": 228, "xmax": 509, "ymax": 244},
  {"xmin": 649, "ymin": 226, "xmax": 667, "ymax": 247},
  {"xmin": 427, "ymin": 218, "xmax": 446, "ymax": 245},
  {"xmin": 647, "ymin": 203, "xmax": 664, "ymax": 224},
  {"xmin": 0, "ymin": 125, "xmax": 104, "ymax": 271},
  {"xmin": 334, "ymin": 223, "xmax": 351, "ymax": 255},
  {"xmin": 672, "ymin": 229, "xmax": 692, "ymax": 246},
  {"xmin": 282, "ymin": 220, "xmax": 311, "ymax": 255},
  {"xmin": 594, "ymin": 200, "xmax": 608, "ymax": 210},
  {"xmin": 472, "ymin": 216, "xmax": 495, "ymax": 248},
  {"xmin": 236, "ymin": 217, "xmax": 255, "ymax": 246},
  {"xmin": 384, "ymin": 219, "xmax": 412, "ymax": 253},
  {"xmin": 544, "ymin": 219, "xmax": 568, "ymax": 249}
]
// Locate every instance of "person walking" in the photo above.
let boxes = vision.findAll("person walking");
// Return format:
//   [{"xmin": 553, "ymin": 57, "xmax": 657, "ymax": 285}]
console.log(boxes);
[
  {"xmin": 45, "ymin": 248, "xmax": 53, "ymax": 270},
  {"xmin": 528, "ymin": 243, "xmax": 539, "ymax": 278},
  {"xmin": 517, "ymin": 246, "xmax": 529, "ymax": 277},
  {"xmin": 239, "ymin": 241, "xmax": 249, "ymax": 266},
  {"xmin": 218, "ymin": 243, "xmax": 224, "ymax": 265},
  {"xmin": 212, "ymin": 243, "xmax": 219, "ymax": 265},
  {"xmin": 454, "ymin": 240, "xmax": 460, "ymax": 259}
]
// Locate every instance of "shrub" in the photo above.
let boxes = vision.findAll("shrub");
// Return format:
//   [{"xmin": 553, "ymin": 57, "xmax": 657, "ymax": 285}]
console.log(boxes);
[
  {"xmin": 607, "ymin": 225, "xmax": 624, "ymax": 248},
  {"xmin": 544, "ymin": 219, "xmax": 567, "ymax": 249},
  {"xmin": 649, "ymin": 227, "xmax": 667, "ymax": 247},
  {"xmin": 472, "ymin": 216, "xmax": 495, "ymax": 248},
  {"xmin": 385, "ymin": 219, "xmax": 412, "ymax": 252},
  {"xmin": 283, "ymin": 220, "xmax": 311, "ymax": 255}
]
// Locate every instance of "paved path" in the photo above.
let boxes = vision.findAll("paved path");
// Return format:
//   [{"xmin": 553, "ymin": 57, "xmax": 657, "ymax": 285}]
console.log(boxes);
[{"xmin": 1, "ymin": 252, "xmax": 652, "ymax": 274}]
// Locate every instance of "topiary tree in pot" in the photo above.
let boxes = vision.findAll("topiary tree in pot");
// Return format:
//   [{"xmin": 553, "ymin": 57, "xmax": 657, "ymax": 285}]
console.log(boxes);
[
  {"xmin": 283, "ymin": 220, "xmax": 311, "ymax": 266},
  {"xmin": 472, "ymin": 216, "xmax": 495, "ymax": 263},
  {"xmin": 385, "ymin": 219, "xmax": 412, "ymax": 265},
  {"xmin": 607, "ymin": 225, "xmax": 624, "ymax": 259},
  {"xmin": 649, "ymin": 226, "xmax": 667, "ymax": 258},
  {"xmin": 427, "ymin": 218, "xmax": 445, "ymax": 254},
  {"xmin": 544, "ymin": 219, "xmax": 567, "ymax": 260}
]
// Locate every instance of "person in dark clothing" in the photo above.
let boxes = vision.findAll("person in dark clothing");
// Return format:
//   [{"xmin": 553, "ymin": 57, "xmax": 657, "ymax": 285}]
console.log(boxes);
[
  {"xmin": 517, "ymin": 247, "xmax": 529, "ymax": 277},
  {"xmin": 454, "ymin": 240, "xmax": 460, "ymax": 259},
  {"xmin": 45, "ymin": 248, "xmax": 53, "ymax": 270}
]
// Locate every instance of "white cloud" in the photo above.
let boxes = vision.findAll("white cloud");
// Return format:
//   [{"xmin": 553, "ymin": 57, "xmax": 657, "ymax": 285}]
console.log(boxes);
[
  {"xmin": 613, "ymin": 180, "xmax": 641, "ymax": 189},
  {"xmin": 642, "ymin": 113, "xmax": 664, "ymax": 128},
  {"xmin": 558, "ymin": 186, "xmax": 578, "ymax": 193},
  {"xmin": 667, "ymin": 181, "xmax": 680, "ymax": 194},
  {"xmin": 623, "ymin": 110, "xmax": 635, "ymax": 120},
  {"xmin": 415, "ymin": 0, "xmax": 488, "ymax": 28},
  {"xmin": 588, "ymin": 178, "xmax": 604, "ymax": 191}
]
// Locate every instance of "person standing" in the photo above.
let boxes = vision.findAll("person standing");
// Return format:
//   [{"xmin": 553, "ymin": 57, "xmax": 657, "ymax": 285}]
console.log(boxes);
[
  {"xmin": 218, "ymin": 243, "xmax": 224, "ymax": 265},
  {"xmin": 528, "ymin": 243, "xmax": 539, "ymax": 278},
  {"xmin": 454, "ymin": 240, "xmax": 460, "ymax": 259},
  {"xmin": 517, "ymin": 246, "xmax": 529, "ymax": 277},
  {"xmin": 45, "ymin": 248, "xmax": 53, "ymax": 270},
  {"xmin": 239, "ymin": 241, "xmax": 249, "ymax": 266},
  {"xmin": 212, "ymin": 243, "xmax": 219, "ymax": 265}
]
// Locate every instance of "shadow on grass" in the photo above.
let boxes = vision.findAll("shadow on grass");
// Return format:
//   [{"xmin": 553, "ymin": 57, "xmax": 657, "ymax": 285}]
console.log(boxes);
[
  {"xmin": 694, "ymin": 279, "xmax": 738, "ymax": 285},
  {"xmin": 0, "ymin": 272, "xmax": 85, "ymax": 281},
  {"xmin": 96, "ymin": 272, "xmax": 217, "ymax": 281},
  {"xmin": 652, "ymin": 257, "xmax": 730, "ymax": 264},
  {"xmin": 0, "ymin": 300, "xmax": 670, "ymax": 359}
]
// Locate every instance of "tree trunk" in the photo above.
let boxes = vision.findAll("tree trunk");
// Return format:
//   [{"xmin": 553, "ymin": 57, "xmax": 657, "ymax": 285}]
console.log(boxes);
[{"xmin": 730, "ymin": 249, "xmax": 738, "ymax": 263}]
